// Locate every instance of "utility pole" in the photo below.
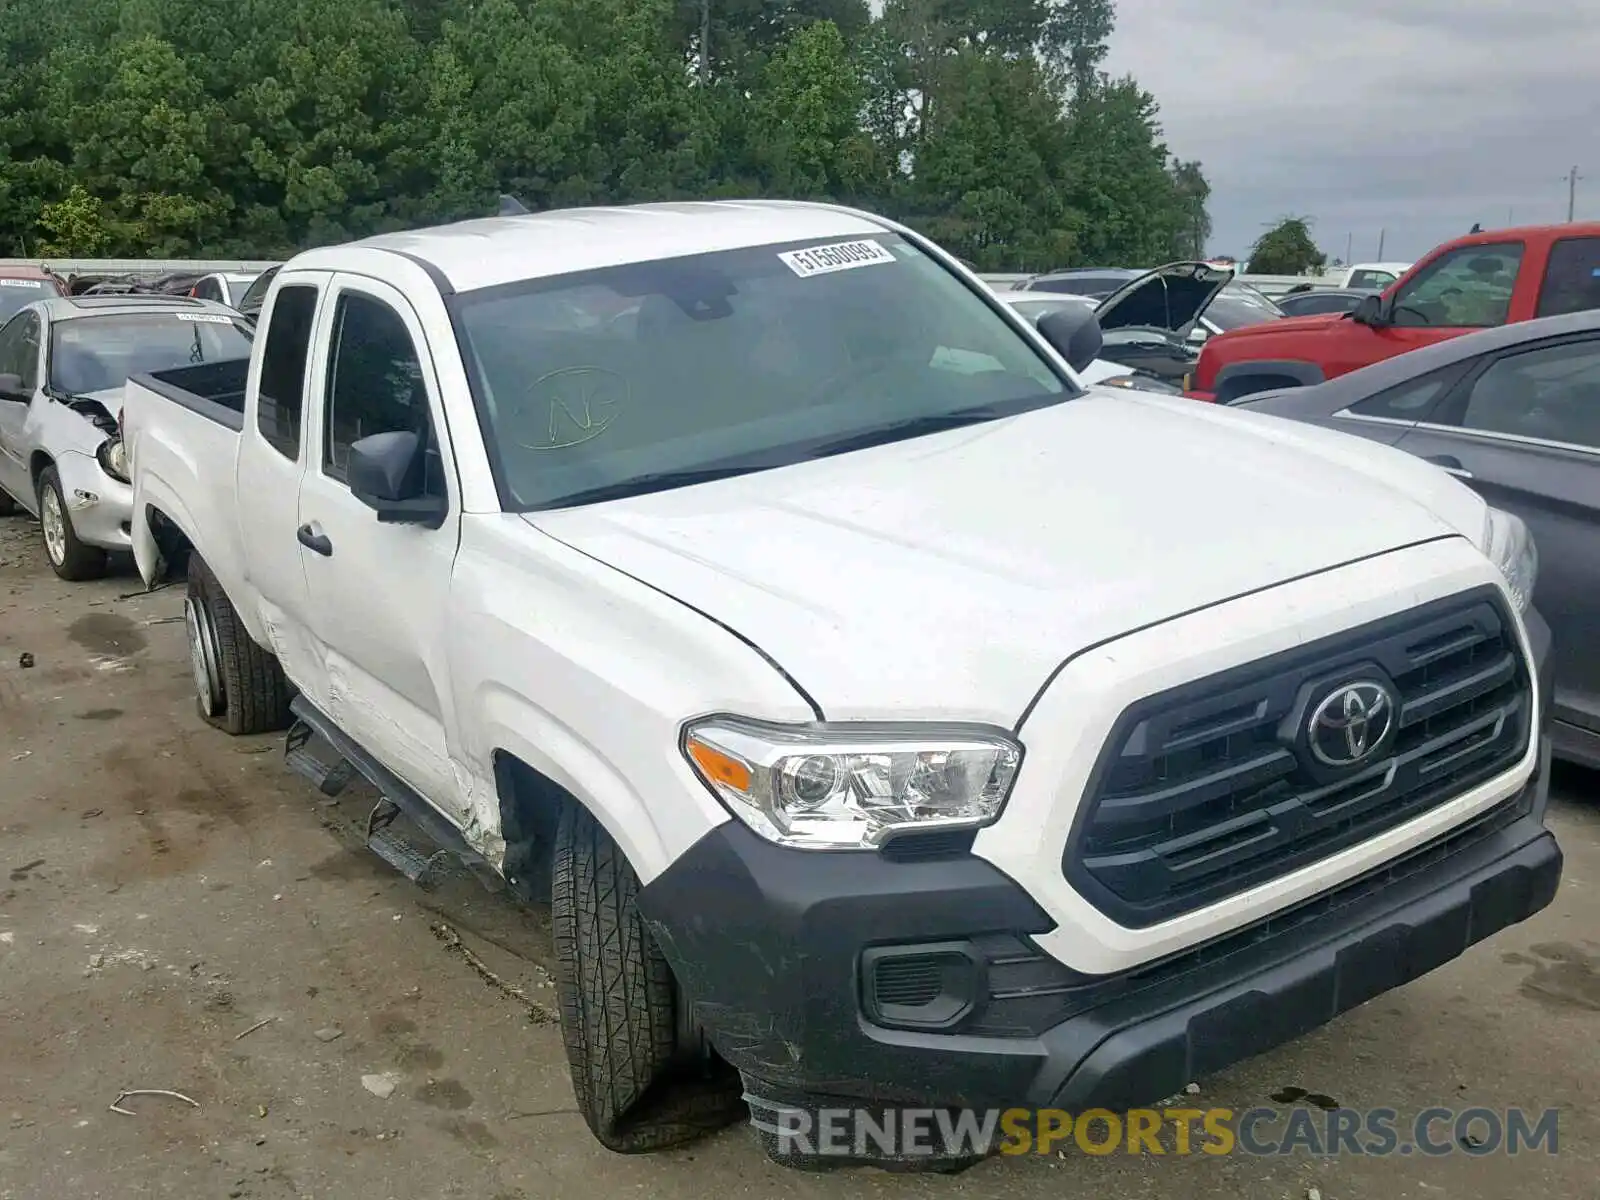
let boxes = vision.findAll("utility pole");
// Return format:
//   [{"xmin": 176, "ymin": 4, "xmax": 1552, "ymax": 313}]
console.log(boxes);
[
  {"xmin": 1566, "ymin": 165, "xmax": 1583, "ymax": 222},
  {"xmin": 1344, "ymin": 231, "xmax": 1353, "ymax": 265},
  {"xmin": 1377, "ymin": 228, "xmax": 1386, "ymax": 259}
]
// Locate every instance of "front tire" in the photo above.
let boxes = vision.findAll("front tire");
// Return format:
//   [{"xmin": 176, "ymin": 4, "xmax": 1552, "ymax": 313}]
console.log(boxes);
[
  {"xmin": 37, "ymin": 467, "xmax": 108, "ymax": 581},
  {"xmin": 551, "ymin": 802, "xmax": 743, "ymax": 1152},
  {"xmin": 185, "ymin": 553, "xmax": 293, "ymax": 735}
]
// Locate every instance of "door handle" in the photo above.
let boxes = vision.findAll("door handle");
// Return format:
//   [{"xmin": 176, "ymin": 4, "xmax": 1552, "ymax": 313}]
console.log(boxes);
[
  {"xmin": 1422, "ymin": 454, "xmax": 1472, "ymax": 480},
  {"xmin": 296, "ymin": 524, "xmax": 333, "ymax": 556}
]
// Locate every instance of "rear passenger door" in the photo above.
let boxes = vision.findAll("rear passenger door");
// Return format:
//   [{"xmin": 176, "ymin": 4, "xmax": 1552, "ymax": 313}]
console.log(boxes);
[
  {"xmin": 295, "ymin": 273, "xmax": 465, "ymax": 822},
  {"xmin": 235, "ymin": 273, "xmax": 324, "ymax": 704},
  {"xmin": 1392, "ymin": 334, "xmax": 1600, "ymax": 736}
]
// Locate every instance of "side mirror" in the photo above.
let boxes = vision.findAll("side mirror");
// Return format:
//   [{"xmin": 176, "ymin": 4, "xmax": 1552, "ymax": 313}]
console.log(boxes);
[
  {"xmin": 0, "ymin": 373, "xmax": 27, "ymax": 402},
  {"xmin": 1350, "ymin": 293, "xmax": 1386, "ymax": 327},
  {"xmin": 347, "ymin": 430, "xmax": 447, "ymax": 527},
  {"xmin": 1035, "ymin": 306, "xmax": 1104, "ymax": 374}
]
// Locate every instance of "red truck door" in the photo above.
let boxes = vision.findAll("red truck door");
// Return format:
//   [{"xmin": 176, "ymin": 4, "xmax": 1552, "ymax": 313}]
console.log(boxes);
[{"xmin": 1318, "ymin": 240, "xmax": 1529, "ymax": 380}]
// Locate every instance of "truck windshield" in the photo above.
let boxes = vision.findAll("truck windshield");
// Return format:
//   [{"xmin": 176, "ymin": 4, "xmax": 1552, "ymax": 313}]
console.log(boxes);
[
  {"xmin": 451, "ymin": 233, "xmax": 1074, "ymax": 510},
  {"xmin": 48, "ymin": 312, "xmax": 254, "ymax": 396}
]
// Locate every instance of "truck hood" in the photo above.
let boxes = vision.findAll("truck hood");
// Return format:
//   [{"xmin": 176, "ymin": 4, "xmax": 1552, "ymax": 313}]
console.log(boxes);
[
  {"xmin": 1095, "ymin": 261, "xmax": 1233, "ymax": 337},
  {"xmin": 1203, "ymin": 311, "xmax": 1346, "ymax": 355},
  {"xmin": 527, "ymin": 393, "xmax": 1478, "ymax": 725}
]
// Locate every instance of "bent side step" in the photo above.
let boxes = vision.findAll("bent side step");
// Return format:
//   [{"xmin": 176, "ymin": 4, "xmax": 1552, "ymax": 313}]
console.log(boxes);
[
  {"xmin": 284, "ymin": 697, "xmax": 494, "ymax": 891},
  {"xmin": 366, "ymin": 799, "xmax": 452, "ymax": 890},
  {"xmin": 284, "ymin": 717, "xmax": 356, "ymax": 799}
]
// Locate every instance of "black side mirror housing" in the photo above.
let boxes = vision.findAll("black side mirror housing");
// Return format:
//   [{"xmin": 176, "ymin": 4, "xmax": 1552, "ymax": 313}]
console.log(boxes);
[
  {"xmin": 347, "ymin": 430, "xmax": 447, "ymax": 527},
  {"xmin": 1350, "ymin": 293, "xmax": 1386, "ymax": 327},
  {"xmin": 0, "ymin": 372, "xmax": 27, "ymax": 402},
  {"xmin": 1035, "ymin": 306, "xmax": 1105, "ymax": 374}
]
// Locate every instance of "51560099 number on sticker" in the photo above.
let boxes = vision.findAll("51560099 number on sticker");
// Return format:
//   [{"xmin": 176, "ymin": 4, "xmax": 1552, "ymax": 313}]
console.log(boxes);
[{"xmin": 778, "ymin": 239, "xmax": 896, "ymax": 278}]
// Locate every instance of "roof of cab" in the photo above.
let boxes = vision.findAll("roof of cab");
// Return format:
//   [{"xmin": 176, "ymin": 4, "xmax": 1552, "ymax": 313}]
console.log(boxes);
[{"xmin": 299, "ymin": 200, "xmax": 894, "ymax": 295}]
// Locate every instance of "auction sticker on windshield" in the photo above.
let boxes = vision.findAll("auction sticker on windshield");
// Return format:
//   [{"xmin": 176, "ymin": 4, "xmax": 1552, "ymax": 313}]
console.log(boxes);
[
  {"xmin": 0, "ymin": 279, "xmax": 42, "ymax": 288},
  {"xmin": 175, "ymin": 313, "xmax": 235, "ymax": 324},
  {"xmin": 779, "ymin": 240, "xmax": 896, "ymax": 278}
]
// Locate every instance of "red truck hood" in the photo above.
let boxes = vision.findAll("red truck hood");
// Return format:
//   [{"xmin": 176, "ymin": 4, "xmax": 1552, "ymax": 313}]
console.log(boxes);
[{"xmin": 1194, "ymin": 312, "xmax": 1348, "ymax": 388}]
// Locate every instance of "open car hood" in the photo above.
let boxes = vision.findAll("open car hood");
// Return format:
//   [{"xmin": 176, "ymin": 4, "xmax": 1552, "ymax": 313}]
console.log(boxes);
[{"xmin": 1094, "ymin": 261, "xmax": 1233, "ymax": 337}]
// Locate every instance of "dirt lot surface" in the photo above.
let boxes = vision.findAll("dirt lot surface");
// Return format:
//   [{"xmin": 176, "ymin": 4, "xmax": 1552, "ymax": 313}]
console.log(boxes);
[{"xmin": 2, "ymin": 512, "xmax": 1598, "ymax": 1200}]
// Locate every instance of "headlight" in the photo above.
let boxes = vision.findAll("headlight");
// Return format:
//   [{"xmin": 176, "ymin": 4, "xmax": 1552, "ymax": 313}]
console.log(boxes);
[
  {"xmin": 682, "ymin": 717, "xmax": 1021, "ymax": 849},
  {"xmin": 1480, "ymin": 506, "xmax": 1537, "ymax": 614},
  {"xmin": 96, "ymin": 437, "xmax": 129, "ymax": 484},
  {"xmin": 1095, "ymin": 373, "xmax": 1182, "ymax": 395}
]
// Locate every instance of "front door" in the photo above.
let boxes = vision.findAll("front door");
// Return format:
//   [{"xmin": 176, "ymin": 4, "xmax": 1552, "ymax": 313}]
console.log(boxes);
[
  {"xmin": 294, "ymin": 273, "xmax": 464, "ymax": 821},
  {"xmin": 0, "ymin": 311, "xmax": 42, "ymax": 508},
  {"xmin": 1393, "ymin": 332, "xmax": 1600, "ymax": 737},
  {"xmin": 1322, "ymin": 242, "xmax": 1527, "ymax": 381}
]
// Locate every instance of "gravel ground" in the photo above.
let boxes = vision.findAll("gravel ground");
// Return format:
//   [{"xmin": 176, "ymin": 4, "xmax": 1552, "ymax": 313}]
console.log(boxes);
[{"xmin": 1, "ymin": 511, "xmax": 1597, "ymax": 1200}]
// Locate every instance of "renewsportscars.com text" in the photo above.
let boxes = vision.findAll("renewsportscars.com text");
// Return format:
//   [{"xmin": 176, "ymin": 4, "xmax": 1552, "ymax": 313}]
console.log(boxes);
[{"xmin": 767, "ymin": 1105, "xmax": 1561, "ymax": 1158}]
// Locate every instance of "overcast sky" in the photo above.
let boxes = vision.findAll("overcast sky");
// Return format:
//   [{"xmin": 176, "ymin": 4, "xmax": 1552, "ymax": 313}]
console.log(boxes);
[{"xmin": 1104, "ymin": 0, "xmax": 1597, "ymax": 262}]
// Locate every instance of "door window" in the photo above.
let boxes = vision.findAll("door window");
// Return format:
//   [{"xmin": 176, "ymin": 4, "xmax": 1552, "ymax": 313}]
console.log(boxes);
[
  {"xmin": 1453, "ymin": 339, "xmax": 1600, "ymax": 449},
  {"xmin": 1534, "ymin": 237, "xmax": 1600, "ymax": 318},
  {"xmin": 192, "ymin": 278, "xmax": 221, "ymax": 302},
  {"xmin": 322, "ymin": 291, "xmax": 444, "ymax": 496},
  {"xmin": 0, "ymin": 312, "xmax": 41, "ymax": 390},
  {"xmin": 1389, "ymin": 243, "xmax": 1523, "ymax": 328},
  {"xmin": 256, "ymin": 285, "xmax": 319, "ymax": 460}
]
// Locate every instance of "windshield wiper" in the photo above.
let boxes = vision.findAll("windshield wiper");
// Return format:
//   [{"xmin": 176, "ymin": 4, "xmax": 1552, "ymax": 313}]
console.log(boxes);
[
  {"xmin": 794, "ymin": 405, "xmax": 1022, "ymax": 461},
  {"xmin": 535, "ymin": 464, "xmax": 773, "ymax": 509}
]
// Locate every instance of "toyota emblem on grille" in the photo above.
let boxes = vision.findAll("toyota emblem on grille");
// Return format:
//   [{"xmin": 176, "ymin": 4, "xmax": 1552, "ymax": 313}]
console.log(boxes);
[{"xmin": 1308, "ymin": 680, "xmax": 1397, "ymax": 767}]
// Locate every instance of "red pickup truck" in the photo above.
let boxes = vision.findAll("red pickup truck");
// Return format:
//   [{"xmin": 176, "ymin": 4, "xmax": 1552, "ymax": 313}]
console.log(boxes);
[{"xmin": 1187, "ymin": 222, "xmax": 1600, "ymax": 403}]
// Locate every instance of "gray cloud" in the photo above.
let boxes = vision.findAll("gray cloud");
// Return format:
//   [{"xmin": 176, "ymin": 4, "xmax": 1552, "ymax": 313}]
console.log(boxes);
[{"xmin": 1104, "ymin": 0, "xmax": 1598, "ymax": 262}]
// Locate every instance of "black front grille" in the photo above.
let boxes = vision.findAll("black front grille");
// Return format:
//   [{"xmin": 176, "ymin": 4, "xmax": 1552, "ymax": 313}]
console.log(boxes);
[{"xmin": 1063, "ymin": 586, "xmax": 1533, "ymax": 928}]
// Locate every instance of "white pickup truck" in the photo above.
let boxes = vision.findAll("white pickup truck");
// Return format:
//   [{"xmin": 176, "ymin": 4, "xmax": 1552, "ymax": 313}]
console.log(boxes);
[{"xmin": 121, "ymin": 201, "xmax": 1561, "ymax": 1168}]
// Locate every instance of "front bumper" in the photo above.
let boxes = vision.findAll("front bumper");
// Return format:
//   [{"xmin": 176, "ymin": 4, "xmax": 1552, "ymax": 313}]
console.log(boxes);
[
  {"xmin": 56, "ymin": 450, "xmax": 132, "ymax": 551},
  {"xmin": 637, "ymin": 606, "xmax": 1561, "ymax": 1144}
]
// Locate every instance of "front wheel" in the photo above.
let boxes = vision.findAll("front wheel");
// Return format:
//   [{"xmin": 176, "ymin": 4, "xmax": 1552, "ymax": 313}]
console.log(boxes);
[
  {"xmin": 551, "ymin": 802, "xmax": 744, "ymax": 1152},
  {"xmin": 37, "ymin": 467, "xmax": 108, "ymax": 581}
]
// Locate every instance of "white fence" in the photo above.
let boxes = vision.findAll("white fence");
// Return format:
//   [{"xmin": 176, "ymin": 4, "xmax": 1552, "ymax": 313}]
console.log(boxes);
[
  {"xmin": 7, "ymin": 257, "xmax": 1340, "ymax": 299},
  {"xmin": 1, "ymin": 257, "xmax": 279, "ymax": 277}
]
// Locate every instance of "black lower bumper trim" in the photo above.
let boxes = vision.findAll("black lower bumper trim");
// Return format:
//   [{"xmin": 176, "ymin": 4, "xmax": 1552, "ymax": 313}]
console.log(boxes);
[{"xmin": 639, "ymin": 768, "xmax": 1558, "ymax": 1116}]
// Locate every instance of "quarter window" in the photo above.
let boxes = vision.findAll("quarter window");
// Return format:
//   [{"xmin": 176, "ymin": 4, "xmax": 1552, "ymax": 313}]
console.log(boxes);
[
  {"xmin": 256, "ymin": 285, "xmax": 318, "ymax": 460},
  {"xmin": 1348, "ymin": 368, "xmax": 1458, "ymax": 422},
  {"xmin": 322, "ymin": 291, "xmax": 444, "ymax": 496},
  {"xmin": 1534, "ymin": 237, "xmax": 1600, "ymax": 319},
  {"xmin": 1455, "ymin": 339, "xmax": 1600, "ymax": 449},
  {"xmin": 1389, "ymin": 243, "xmax": 1523, "ymax": 329}
]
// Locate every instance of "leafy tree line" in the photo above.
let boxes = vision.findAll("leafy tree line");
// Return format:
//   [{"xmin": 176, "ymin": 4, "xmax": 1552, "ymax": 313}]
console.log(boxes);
[{"xmin": 0, "ymin": 0, "xmax": 1212, "ymax": 272}]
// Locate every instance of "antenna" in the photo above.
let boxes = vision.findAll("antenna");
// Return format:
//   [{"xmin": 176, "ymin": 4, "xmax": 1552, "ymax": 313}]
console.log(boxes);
[{"xmin": 497, "ymin": 194, "xmax": 530, "ymax": 216}]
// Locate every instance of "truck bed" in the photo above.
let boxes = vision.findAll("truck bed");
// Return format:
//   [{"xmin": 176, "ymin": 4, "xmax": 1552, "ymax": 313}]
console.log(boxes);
[
  {"xmin": 122, "ymin": 367, "xmax": 248, "ymax": 597},
  {"xmin": 129, "ymin": 358, "xmax": 251, "ymax": 431}
]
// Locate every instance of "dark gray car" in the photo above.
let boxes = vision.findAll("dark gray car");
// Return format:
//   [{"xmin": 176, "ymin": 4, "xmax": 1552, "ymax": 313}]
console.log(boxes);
[{"xmin": 1234, "ymin": 308, "xmax": 1600, "ymax": 768}]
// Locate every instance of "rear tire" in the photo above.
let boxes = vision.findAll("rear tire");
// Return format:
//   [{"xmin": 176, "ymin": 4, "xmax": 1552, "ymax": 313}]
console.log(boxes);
[
  {"xmin": 37, "ymin": 467, "xmax": 108, "ymax": 581},
  {"xmin": 185, "ymin": 553, "xmax": 294, "ymax": 735},
  {"xmin": 551, "ymin": 801, "xmax": 744, "ymax": 1153}
]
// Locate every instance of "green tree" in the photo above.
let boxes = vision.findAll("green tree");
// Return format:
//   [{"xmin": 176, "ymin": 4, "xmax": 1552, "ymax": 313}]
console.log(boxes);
[{"xmin": 1250, "ymin": 217, "xmax": 1328, "ymax": 275}]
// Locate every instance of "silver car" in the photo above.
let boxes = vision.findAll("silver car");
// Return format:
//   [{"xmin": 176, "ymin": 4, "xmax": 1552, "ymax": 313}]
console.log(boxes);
[{"xmin": 0, "ymin": 295, "xmax": 254, "ymax": 579}]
